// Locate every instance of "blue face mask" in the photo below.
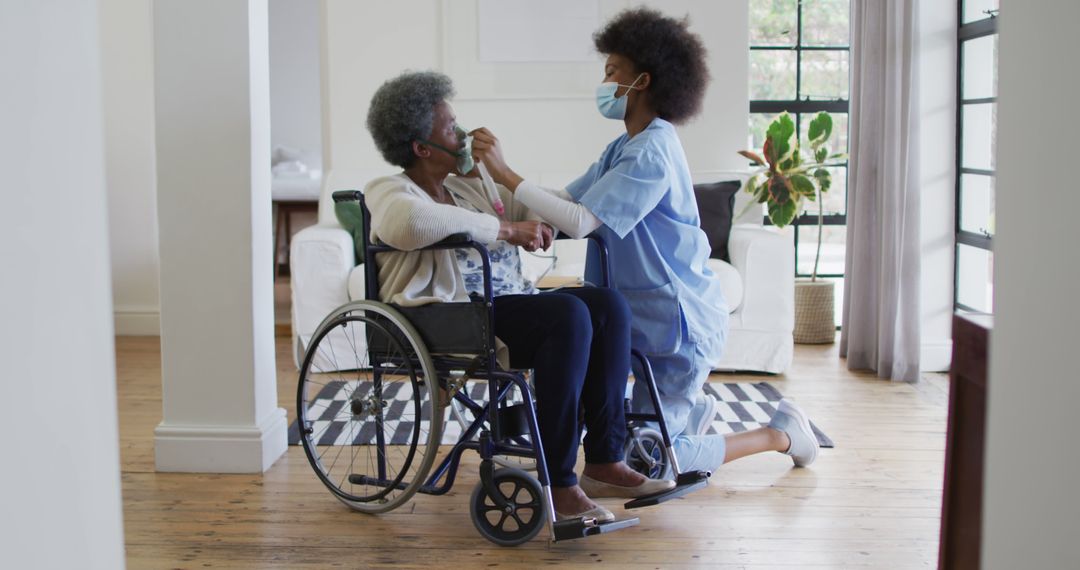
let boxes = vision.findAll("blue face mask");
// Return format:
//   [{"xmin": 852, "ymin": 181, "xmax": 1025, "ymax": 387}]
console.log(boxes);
[
  {"xmin": 595, "ymin": 73, "xmax": 645, "ymax": 120},
  {"xmin": 419, "ymin": 125, "xmax": 475, "ymax": 175}
]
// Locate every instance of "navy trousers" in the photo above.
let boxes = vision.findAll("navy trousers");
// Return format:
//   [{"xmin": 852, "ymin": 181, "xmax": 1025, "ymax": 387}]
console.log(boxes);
[{"xmin": 493, "ymin": 287, "xmax": 631, "ymax": 487}]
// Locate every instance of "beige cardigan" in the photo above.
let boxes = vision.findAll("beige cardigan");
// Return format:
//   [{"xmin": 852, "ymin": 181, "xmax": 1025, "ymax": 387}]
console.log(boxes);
[{"xmin": 364, "ymin": 173, "xmax": 544, "ymax": 306}]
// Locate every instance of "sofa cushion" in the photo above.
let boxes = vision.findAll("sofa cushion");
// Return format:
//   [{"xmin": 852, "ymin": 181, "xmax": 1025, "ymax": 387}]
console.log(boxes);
[
  {"xmin": 706, "ymin": 258, "xmax": 743, "ymax": 313},
  {"xmin": 347, "ymin": 265, "xmax": 367, "ymax": 301},
  {"xmin": 694, "ymin": 180, "xmax": 741, "ymax": 261}
]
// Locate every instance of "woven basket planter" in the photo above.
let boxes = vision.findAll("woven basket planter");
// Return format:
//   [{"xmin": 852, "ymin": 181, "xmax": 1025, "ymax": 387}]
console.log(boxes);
[{"xmin": 794, "ymin": 279, "xmax": 835, "ymax": 344}]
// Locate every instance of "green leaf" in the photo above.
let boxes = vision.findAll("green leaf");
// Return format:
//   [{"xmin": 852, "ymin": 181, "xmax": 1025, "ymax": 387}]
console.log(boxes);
[
  {"xmin": 807, "ymin": 112, "xmax": 833, "ymax": 148},
  {"xmin": 738, "ymin": 150, "xmax": 767, "ymax": 166},
  {"xmin": 768, "ymin": 196, "xmax": 799, "ymax": 227},
  {"xmin": 813, "ymin": 168, "xmax": 832, "ymax": 193},
  {"xmin": 815, "ymin": 146, "xmax": 828, "ymax": 163},
  {"xmin": 743, "ymin": 174, "xmax": 760, "ymax": 196},
  {"xmin": 766, "ymin": 112, "xmax": 796, "ymax": 166},
  {"xmin": 768, "ymin": 175, "xmax": 792, "ymax": 204},
  {"xmin": 790, "ymin": 173, "xmax": 816, "ymax": 197}
]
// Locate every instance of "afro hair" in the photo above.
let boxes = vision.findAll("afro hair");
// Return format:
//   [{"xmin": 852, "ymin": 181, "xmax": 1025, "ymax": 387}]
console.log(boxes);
[{"xmin": 593, "ymin": 8, "xmax": 710, "ymax": 124}]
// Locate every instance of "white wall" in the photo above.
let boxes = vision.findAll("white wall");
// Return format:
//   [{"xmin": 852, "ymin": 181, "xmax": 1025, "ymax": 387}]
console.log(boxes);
[
  {"xmin": 101, "ymin": 0, "xmax": 162, "ymax": 335},
  {"xmin": 916, "ymin": 0, "xmax": 957, "ymax": 372},
  {"xmin": 0, "ymin": 1, "xmax": 126, "ymax": 567},
  {"xmin": 319, "ymin": 0, "xmax": 749, "ymax": 199},
  {"xmin": 102, "ymin": 0, "xmax": 324, "ymax": 335},
  {"xmin": 269, "ymin": 0, "xmax": 322, "ymax": 166},
  {"xmin": 319, "ymin": 0, "xmax": 749, "ymax": 273},
  {"xmin": 982, "ymin": 0, "xmax": 1080, "ymax": 566}
]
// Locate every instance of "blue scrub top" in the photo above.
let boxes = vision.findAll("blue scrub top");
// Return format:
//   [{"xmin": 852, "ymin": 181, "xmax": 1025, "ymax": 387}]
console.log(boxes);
[{"xmin": 566, "ymin": 118, "xmax": 728, "ymax": 356}]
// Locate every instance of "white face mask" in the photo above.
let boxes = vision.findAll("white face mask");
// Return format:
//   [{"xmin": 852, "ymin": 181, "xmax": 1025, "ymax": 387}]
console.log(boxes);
[{"xmin": 595, "ymin": 73, "xmax": 645, "ymax": 120}]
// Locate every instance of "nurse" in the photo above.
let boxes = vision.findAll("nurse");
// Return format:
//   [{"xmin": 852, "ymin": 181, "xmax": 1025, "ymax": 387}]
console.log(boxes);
[{"xmin": 472, "ymin": 8, "xmax": 821, "ymax": 476}]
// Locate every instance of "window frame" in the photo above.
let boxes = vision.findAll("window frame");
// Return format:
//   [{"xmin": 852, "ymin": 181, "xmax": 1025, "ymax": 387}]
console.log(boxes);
[
  {"xmin": 749, "ymin": 0, "xmax": 851, "ymax": 280},
  {"xmin": 954, "ymin": 4, "xmax": 998, "ymax": 313}
]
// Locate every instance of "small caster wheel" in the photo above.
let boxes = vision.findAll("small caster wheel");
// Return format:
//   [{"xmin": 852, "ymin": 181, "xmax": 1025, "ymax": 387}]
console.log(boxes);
[
  {"xmin": 469, "ymin": 467, "xmax": 547, "ymax": 546},
  {"xmin": 624, "ymin": 427, "xmax": 669, "ymax": 480}
]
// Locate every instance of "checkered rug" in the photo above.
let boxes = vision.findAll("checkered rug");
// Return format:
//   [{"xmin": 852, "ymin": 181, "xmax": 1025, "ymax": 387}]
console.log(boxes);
[{"xmin": 288, "ymin": 380, "xmax": 832, "ymax": 448}]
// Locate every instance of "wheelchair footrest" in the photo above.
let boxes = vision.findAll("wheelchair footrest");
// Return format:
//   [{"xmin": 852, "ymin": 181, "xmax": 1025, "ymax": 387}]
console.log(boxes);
[
  {"xmin": 552, "ymin": 516, "xmax": 639, "ymax": 541},
  {"xmin": 623, "ymin": 470, "xmax": 711, "ymax": 510}
]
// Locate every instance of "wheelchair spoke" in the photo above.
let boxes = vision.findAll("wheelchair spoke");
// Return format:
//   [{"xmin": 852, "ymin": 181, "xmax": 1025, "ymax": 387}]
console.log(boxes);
[{"xmin": 298, "ymin": 308, "xmax": 442, "ymax": 513}]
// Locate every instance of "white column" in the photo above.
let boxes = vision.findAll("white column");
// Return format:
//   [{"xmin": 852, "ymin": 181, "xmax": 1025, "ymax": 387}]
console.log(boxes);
[
  {"xmin": 152, "ymin": 0, "xmax": 286, "ymax": 473},
  {"xmin": 983, "ymin": 0, "xmax": 1080, "ymax": 566},
  {"xmin": 0, "ymin": 1, "xmax": 125, "ymax": 568}
]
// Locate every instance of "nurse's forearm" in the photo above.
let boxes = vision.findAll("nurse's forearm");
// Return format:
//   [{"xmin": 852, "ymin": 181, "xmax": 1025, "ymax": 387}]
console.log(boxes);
[{"xmin": 514, "ymin": 180, "xmax": 603, "ymax": 239}]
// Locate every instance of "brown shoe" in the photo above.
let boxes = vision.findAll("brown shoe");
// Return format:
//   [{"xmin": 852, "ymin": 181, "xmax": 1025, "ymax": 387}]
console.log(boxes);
[{"xmin": 579, "ymin": 474, "xmax": 675, "ymax": 499}]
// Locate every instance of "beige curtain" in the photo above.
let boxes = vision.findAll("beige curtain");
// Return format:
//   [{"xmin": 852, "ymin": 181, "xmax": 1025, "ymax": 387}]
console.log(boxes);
[{"xmin": 841, "ymin": 0, "xmax": 922, "ymax": 382}]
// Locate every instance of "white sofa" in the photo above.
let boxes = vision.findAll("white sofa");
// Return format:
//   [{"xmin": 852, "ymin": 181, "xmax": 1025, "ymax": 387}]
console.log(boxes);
[{"xmin": 289, "ymin": 173, "xmax": 794, "ymax": 374}]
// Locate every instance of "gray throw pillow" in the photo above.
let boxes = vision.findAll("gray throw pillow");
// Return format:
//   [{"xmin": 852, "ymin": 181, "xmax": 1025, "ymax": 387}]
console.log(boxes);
[{"xmin": 693, "ymin": 180, "xmax": 741, "ymax": 262}]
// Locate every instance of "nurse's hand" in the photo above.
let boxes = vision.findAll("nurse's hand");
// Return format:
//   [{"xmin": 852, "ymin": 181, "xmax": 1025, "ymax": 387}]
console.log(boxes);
[
  {"xmin": 471, "ymin": 128, "xmax": 524, "ymax": 191},
  {"xmin": 538, "ymin": 223, "xmax": 554, "ymax": 251}
]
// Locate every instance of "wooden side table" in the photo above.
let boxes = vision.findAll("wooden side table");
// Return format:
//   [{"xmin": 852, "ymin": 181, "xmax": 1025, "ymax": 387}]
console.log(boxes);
[
  {"xmin": 273, "ymin": 199, "xmax": 319, "ymax": 279},
  {"xmin": 938, "ymin": 312, "xmax": 992, "ymax": 569}
]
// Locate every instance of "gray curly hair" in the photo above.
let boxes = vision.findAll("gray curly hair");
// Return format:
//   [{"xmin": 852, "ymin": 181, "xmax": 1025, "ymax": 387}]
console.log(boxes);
[{"xmin": 366, "ymin": 71, "xmax": 456, "ymax": 169}]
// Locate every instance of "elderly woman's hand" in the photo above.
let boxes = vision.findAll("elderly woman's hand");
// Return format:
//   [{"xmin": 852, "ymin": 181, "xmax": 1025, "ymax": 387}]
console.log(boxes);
[
  {"xmin": 499, "ymin": 220, "xmax": 547, "ymax": 251},
  {"xmin": 471, "ymin": 128, "xmax": 524, "ymax": 191}
]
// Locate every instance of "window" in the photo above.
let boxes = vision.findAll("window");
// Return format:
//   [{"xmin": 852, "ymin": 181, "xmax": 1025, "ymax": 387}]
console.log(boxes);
[
  {"xmin": 749, "ymin": 0, "xmax": 850, "ymax": 319},
  {"xmin": 955, "ymin": 1, "xmax": 998, "ymax": 313}
]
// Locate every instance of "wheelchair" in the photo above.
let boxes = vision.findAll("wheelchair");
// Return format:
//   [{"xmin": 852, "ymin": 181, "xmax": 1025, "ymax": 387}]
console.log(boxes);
[{"xmin": 294, "ymin": 190, "xmax": 710, "ymax": 546}]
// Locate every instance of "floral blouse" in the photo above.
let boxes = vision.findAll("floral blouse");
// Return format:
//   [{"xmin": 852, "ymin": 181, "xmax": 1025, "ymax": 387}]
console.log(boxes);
[{"xmin": 448, "ymin": 189, "xmax": 537, "ymax": 298}]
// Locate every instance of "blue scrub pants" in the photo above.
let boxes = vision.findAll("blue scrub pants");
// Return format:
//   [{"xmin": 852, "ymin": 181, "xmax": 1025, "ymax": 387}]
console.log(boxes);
[
  {"xmin": 631, "ymin": 332, "xmax": 728, "ymax": 474},
  {"xmin": 493, "ymin": 287, "xmax": 632, "ymax": 487}
]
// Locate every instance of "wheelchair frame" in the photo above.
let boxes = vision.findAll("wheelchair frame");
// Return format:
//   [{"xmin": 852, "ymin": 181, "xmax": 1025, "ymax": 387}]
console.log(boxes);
[{"xmin": 295, "ymin": 190, "xmax": 708, "ymax": 546}]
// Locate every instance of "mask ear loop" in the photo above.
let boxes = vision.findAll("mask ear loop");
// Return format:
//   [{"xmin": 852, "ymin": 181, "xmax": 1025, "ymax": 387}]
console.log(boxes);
[{"xmin": 620, "ymin": 73, "xmax": 646, "ymax": 93}]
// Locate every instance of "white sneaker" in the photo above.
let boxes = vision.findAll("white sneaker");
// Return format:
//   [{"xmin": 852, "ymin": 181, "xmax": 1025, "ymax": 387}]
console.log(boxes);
[
  {"xmin": 685, "ymin": 391, "xmax": 719, "ymax": 436},
  {"xmin": 768, "ymin": 399, "xmax": 818, "ymax": 467}
]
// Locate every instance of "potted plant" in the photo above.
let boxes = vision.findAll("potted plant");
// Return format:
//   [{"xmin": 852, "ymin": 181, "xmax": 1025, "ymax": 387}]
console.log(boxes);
[{"xmin": 737, "ymin": 111, "xmax": 847, "ymax": 343}]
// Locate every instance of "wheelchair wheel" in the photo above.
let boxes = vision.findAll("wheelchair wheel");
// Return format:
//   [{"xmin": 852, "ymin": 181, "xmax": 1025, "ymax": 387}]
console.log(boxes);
[
  {"xmin": 469, "ymin": 467, "xmax": 547, "ymax": 546},
  {"xmin": 624, "ymin": 427, "xmax": 669, "ymax": 480},
  {"xmin": 296, "ymin": 300, "xmax": 442, "ymax": 514}
]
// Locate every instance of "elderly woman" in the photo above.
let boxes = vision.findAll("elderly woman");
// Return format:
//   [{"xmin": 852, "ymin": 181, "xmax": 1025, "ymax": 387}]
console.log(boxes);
[
  {"xmin": 473, "ymin": 8, "xmax": 822, "ymax": 474},
  {"xmin": 363, "ymin": 71, "xmax": 672, "ymax": 522}
]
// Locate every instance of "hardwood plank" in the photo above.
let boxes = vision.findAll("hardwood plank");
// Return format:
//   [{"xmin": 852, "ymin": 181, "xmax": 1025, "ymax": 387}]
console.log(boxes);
[{"xmin": 115, "ymin": 335, "xmax": 948, "ymax": 568}]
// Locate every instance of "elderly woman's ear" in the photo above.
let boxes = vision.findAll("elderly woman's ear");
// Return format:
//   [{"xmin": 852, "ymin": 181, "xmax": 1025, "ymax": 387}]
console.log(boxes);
[{"xmin": 411, "ymin": 141, "xmax": 433, "ymax": 160}]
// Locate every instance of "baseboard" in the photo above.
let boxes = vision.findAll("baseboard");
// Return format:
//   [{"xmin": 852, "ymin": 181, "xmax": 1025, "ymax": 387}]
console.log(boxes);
[
  {"xmin": 154, "ymin": 407, "xmax": 288, "ymax": 473},
  {"xmin": 921, "ymin": 340, "xmax": 953, "ymax": 372},
  {"xmin": 114, "ymin": 308, "xmax": 160, "ymax": 336}
]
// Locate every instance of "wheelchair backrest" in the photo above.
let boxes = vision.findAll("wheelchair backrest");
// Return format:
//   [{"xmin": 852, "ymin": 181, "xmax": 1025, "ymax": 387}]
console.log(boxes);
[{"xmin": 331, "ymin": 189, "xmax": 495, "ymax": 357}]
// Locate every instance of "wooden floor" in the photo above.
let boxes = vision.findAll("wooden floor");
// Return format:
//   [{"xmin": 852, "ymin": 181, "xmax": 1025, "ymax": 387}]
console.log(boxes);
[{"xmin": 117, "ymin": 335, "xmax": 948, "ymax": 569}]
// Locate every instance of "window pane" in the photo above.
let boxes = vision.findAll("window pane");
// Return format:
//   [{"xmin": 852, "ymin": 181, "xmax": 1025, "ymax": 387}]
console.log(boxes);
[
  {"xmin": 748, "ymin": 113, "xmax": 782, "ymax": 151},
  {"xmin": 820, "ymin": 166, "xmax": 847, "ymax": 215},
  {"xmin": 800, "ymin": 50, "xmax": 849, "ymax": 100},
  {"xmin": 795, "ymin": 223, "xmax": 846, "ymax": 276},
  {"xmin": 801, "ymin": 0, "xmax": 850, "ymax": 46},
  {"xmin": 957, "ymin": 244, "xmax": 994, "ymax": 312},
  {"xmin": 750, "ymin": 0, "xmax": 797, "ymax": 46},
  {"xmin": 750, "ymin": 50, "xmax": 797, "ymax": 100},
  {"xmin": 796, "ymin": 167, "xmax": 847, "ymax": 217},
  {"xmin": 962, "ymin": 34, "xmax": 998, "ymax": 100},
  {"xmin": 963, "ymin": 0, "xmax": 1000, "ymax": 24},
  {"xmin": 960, "ymin": 173, "xmax": 996, "ymax": 237},
  {"xmin": 961, "ymin": 102, "xmax": 997, "ymax": 171}
]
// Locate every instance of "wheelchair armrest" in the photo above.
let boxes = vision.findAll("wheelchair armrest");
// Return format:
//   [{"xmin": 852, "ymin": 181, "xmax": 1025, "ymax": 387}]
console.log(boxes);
[
  {"xmin": 428, "ymin": 233, "xmax": 472, "ymax": 248},
  {"xmin": 553, "ymin": 232, "xmax": 611, "ymax": 288}
]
